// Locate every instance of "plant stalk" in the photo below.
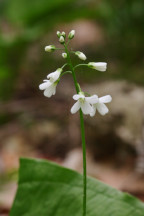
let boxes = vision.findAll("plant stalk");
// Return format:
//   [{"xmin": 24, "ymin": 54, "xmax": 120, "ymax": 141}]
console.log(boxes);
[
  {"xmin": 64, "ymin": 43, "xmax": 87, "ymax": 216},
  {"xmin": 79, "ymin": 109, "xmax": 87, "ymax": 216}
]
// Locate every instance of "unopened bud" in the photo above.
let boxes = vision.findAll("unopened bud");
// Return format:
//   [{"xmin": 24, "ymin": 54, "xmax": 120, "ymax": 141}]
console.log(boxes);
[
  {"xmin": 59, "ymin": 36, "xmax": 65, "ymax": 44},
  {"xmin": 68, "ymin": 30, "xmax": 75, "ymax": 39},
  {"xmin": 61, "ymin": 31, "xmax": 66, "ymax": 38},
  {"xmin": 45, "ymin": 45, "xmax": 55, "ymax": 52},
  {"xmin": 88, "ymin": 62, "xmax": 107, "ymax": 72},
  {"xmin": 62, "ymin": 53, "xmax": 67, "ymax": 58},
  {"xmin": 57, "ymin": 31, "xmax": 61, "ymax": 38},
  {"xmin": 75, "ymin": 51, "xmax": 86, "ymax": 61}
]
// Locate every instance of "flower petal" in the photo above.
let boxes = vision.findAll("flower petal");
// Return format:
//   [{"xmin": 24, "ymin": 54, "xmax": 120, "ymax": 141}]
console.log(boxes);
[
  {"xmin": 81, "ymin": 101, "xmax": 93, "ymax": 115},
  {"xmin": 90, "ymin": 105, "xmax": 96, "ymax": 117},
  {"xmin": 39, "ymin": 81, "xmax": 51, "ymax": 90},
  {"xmin": 73, "ymin": 94, "xmax": 85, "ymax": 100},
  {"xmin": 97, "ymin": 103, "xmax": 109, "ymax": 115},
  {"xmin": 47, "ymin": 70, "xmax": 61, "ymax": 83},
  {"xmin": 96, "ymin": 62, "xmax": 107, "ymax": 71},
  {"xmin": 99, "ymin": 95, "xmax": 112, "ymax": 103},
  {"xmin": 71, "ymin": 101, "xmax": 81, "ymax": 114},
  {"xmin": 85, "ymin": 95, "xmax": 98, "ymax": 104},
  {"xmin": 52, "ymin": 87, "xmax": 56, "ymax": 95},
  {"xmin": 44, "ymin": 84, "xmax": 56, "ymax": 98},
  {"xmin": 73, "ymin": 94, "xmax": 80, "ymax": 100}
]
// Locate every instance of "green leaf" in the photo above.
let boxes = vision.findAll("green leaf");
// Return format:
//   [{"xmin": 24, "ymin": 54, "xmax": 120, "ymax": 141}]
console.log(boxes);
[{"xmin": 10, "ymin": 158, "xmax": 144, "ymax": 216}]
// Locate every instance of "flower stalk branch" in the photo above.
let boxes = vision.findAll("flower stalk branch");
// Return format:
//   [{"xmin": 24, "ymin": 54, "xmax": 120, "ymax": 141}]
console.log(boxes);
[{"xmin": 74, "ymin": 64, "xmax": 88, "ymax": 69}]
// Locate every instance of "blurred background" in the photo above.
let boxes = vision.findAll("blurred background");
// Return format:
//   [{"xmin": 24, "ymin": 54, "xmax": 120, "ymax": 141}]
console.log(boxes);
[{"xmin": 0, "ymin": 0, "xmax": 144, "ymax": 214}]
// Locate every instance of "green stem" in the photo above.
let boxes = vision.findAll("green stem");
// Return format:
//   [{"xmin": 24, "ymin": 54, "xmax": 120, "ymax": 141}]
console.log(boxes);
[
  {"xmin": 66, "ymin": 39, "xmax": 71, "ymax": 46},
  {"xmin": 60, "ymin": 71, "xmax": 72, "ymax": 77},
  {"xmin": 80, "ymin": 110, "xmax": 87, "ymax": 216},
  {"xmin": 64, "ymin": 44, "xmax": 79, "ymax": 93},
  {"xmin": 74, "ymin": 64, "xmax": 88, "ymax": 70},
  {"xmin": 64, "ymin": 43, "xmax": 87, "ymax": 216},
  {"xmin": 61, "ymin": 63, "xmax": 68, "ymax": 69}
]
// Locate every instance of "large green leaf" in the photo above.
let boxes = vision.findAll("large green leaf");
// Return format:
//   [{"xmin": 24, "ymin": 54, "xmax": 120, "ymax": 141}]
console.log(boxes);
[{"xmin": 10, "ymin": 158, "xmax": 144, "ymax": 216}]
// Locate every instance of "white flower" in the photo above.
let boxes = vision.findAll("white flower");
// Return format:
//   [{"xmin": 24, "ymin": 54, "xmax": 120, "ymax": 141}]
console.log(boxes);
[
  {"xmin": 71, "ymin": 93, "xmax": 98, "ymax": 115},
  {"xmin": 59, "ymin": 36, "xmax": 65, "ymax": 43},
  {"xmin": 47, "ymin": 68, "xmax": 62, "ymax": 82},
  {"xmin": 75, "ymin": 51, "xmax": 87, "ymax": 61},
  {"xmin": 45, "ymin": 45, "xmax": 55, "ymax": 52},
  {"xmin": 68, "ymin": 30, "xmax": 75, "ymax": 39},
  {"xmin": 39, "ymin": 68, "xmax": 62, "ymax": 98},
  {"xmin": 88, "ymin": 62, "xmax": 107, "ymax": 72},
  {"xmin": 62, "ymin": 52, "xmax": 67, "ymax": 58},
  {"xmin": 90, "ymin": 95, "xmax": 112, "ymax": 116},
  {"xmin": 39, "ymin": 80, "xmax": 57, "ymax": 97}
]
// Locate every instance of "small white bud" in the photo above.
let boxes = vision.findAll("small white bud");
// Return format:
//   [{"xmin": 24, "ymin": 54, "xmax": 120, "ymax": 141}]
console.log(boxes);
[
  {"xmin": 88, "ymin": 62, "xmax": 107, "ymax": 72},
  {"xmin": 62, "ymin": 52, "xmax": 67, "ymax": 58},
  {"xmin": 57, "ymin": 31, "xmax": 61, "ymax": 38},
  {"xmin": 61, "ymin": 31, "xmax": 66, "ymax": 38},
  {"xmin": 45, "ymin": 45, "xmax": 55, "ymax": 52},
  {"xmin": 75, "ymin": 51, "xmax": 87, "ymax": 61},
  {"xmin": 59, "ymin": 36, "xmax": 65, "ymax": 44},
  {"xmin": 68, "ymin": 30, "xmax": 75, "ymax": 39}
]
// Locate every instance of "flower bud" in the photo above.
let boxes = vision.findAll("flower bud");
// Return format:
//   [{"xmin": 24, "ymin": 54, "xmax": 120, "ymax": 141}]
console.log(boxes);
[
  {"xmin": 62, "ymin": 52, "xmax": 67, "ymax": 58},
  {"xmin": 75, "ymin": 51, "xmax": 86, "ymax": 61},
  {"xmin": 88, "ymin": 62, "xmax": 107, "ymax": 72},
  {"xmin": 61, "ymin": 31, "xmax": 66, "ymax": 38},
  {"xmin": 56, "ymin": 31, "xmax": 61, "ymax": 38},
  {"xmin": 45, "ymin": 45, "xmax": 55, "ymax": 52},
  {"xmin": 68, "ymin": 30, "xmax": 75, "ymax": 39},
  {"xmin": 59, "ymin": 36, "xmax": 65, "ymax": 44}
]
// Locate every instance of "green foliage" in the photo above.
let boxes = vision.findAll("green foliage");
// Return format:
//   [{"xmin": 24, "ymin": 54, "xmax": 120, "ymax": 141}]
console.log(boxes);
[
  {"xmin": 10, "ymin": 158, "xmax": 144, "ymax": 216},
  {"xmin": 6, "ymin": 0, "xmax": 78, "ymax": 26},
  {"xmin": 99, "ymin": 0, "xmax": 144, "ymax": 65},
  {"xmin": 0, "ymin": 36, "xmax": 29, "ymax": 100}
]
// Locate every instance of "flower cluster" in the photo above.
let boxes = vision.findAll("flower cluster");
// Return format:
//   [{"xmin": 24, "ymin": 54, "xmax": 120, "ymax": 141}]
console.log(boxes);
[
  {"xmin": 71, "ymin": 93, "xmax": 112, "ymax": 116},
  {"xmin": 39, "ymin": 30, "xmax": 112, "ymax": 116}
]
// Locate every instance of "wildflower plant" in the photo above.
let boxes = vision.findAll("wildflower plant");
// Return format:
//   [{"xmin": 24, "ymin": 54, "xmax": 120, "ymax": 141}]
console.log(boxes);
[
  {"xmin": 39, "ymin": 30, "xmax": 112, "ymax": 216},
  {"xmin": 10, "ymin": 30, "xmax": 144, "ymax": 216}
]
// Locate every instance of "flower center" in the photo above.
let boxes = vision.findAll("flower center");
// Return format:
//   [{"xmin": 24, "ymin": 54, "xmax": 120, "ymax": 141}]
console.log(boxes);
[{"xmin": 79, "ymin": 98, "xmax": 85, "ymax": 104}]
